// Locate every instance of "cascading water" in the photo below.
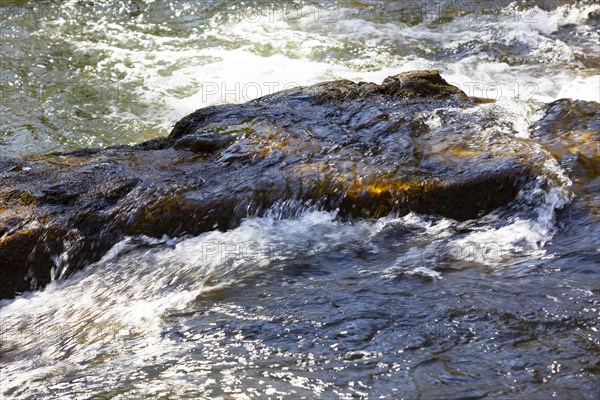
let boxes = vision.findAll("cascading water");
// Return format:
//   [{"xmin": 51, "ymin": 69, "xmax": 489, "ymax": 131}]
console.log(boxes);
[{"xmin": 1, "ymin": 1, "xmax": 598, "ymax": 399}]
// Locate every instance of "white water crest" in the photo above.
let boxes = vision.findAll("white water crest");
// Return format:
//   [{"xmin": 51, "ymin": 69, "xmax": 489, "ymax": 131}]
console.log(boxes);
[
  {"xmin": 0, "ymin": 211, "xmax": 373, "ymax": 396},
  {"xmin": 46, "ymin": 0, "xmax": 600, "ymax": 137},
  {"xmin": 1, "ymin": 0, "xmax": 597, "ymax": 157}
]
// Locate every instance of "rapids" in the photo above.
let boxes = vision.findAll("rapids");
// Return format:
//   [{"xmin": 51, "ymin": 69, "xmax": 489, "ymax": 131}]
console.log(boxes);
[{"xmin": 1, "ymin": 1, "xmax": 599, "ymax": 399}]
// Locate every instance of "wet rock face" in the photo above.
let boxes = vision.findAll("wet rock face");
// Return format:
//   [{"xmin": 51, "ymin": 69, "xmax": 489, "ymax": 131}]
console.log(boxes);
[
  {"xmin": 531, "ymin": 98, "xmax": 600, "ymax": 213},
  {"xmin": 0, "ymin": 71, "xmax": 545, "ymax": 298},
  {"xmin": 531, "ymin": 99, "xmax": 599, "ymax": 183}
]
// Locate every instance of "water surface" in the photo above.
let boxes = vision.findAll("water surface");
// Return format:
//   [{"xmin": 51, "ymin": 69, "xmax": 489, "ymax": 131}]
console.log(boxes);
[{"xmin": 1, "ymin": 1, "xmax": 599, "ymax": 398}]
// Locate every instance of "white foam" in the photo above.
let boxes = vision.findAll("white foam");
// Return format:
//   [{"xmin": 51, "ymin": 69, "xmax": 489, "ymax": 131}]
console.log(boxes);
[
  {"xmin": 41, "ymin": 1, "xmax": 598, "ymax": 146},
  {"xmin": 0, "ymin": 211, "xmax": 374, "ymax": 396},
  {"xmin": 541, "ymin": 2, "xmax": 600, "ymax": 28},
  {"xmin": 556, "ymin": 74, "xmax": 600, "ymax": 102},
  {"xmin": 521, "ymin": 6, "xmax": 560, "ymax": 35},
  {"xmin": 406, "ymin": 266, "xmax": 442, "ymax": 279},
  {"xmin": 451, "ymin": 158, "xmax": 572, "ymax": 265}
]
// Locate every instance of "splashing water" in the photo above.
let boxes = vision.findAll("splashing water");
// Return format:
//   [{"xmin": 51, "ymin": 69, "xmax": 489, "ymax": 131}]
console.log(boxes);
[{"xmin": 1, "ymin": 1, "xmax": 599, "ymax": 399}]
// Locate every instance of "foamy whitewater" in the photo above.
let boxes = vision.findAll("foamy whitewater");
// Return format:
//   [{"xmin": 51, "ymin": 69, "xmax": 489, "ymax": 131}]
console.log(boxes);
[
  {"xmin": 1, "ymin": 0, "xmax": 599, "ymax": 156},
  {"xmin": 1, "ymin": 1, "xmax": 599, "ymax": 399}
]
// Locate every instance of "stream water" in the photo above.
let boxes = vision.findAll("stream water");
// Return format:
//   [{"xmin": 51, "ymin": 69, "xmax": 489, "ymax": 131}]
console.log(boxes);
[{"xmin": 1, "ymin": 1, "xmax": 599, "ymax": 399}]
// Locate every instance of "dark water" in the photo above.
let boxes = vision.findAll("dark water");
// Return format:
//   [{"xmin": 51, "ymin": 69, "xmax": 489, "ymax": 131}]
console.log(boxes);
[{"xmin": 1, "ymin": 1, "xmax": 599, "ymax": 399}]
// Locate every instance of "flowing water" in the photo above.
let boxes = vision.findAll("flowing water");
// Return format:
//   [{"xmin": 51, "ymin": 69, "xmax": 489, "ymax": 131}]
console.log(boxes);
[{"xmin": 1, "ymin": 1, "xmax": 599, "ymax": 399}]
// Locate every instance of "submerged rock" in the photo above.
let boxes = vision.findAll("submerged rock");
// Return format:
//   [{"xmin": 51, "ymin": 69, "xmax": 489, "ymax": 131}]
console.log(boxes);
[{"xmin": 1, "ymin": 71, "xmax": 552, "ymax": 298}]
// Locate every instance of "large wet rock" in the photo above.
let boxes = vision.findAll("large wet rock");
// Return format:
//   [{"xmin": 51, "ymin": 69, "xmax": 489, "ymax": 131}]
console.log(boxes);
[{"xmin": 0, "ymin": 71, "xmax": 550, "ymax": 298}]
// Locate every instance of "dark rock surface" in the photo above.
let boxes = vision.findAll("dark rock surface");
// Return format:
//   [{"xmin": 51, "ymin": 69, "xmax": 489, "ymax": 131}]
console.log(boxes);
[
  {"xmin": 531, "ymin": 98, "xmax": 599, "ymax": 184},
  {"xmin": 530, "ymin": 98, "xmax": 600, "ymax": 215},
  {"xmin": 0, "ymin": 71, "xmax": 551, "ymax": 298}
]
